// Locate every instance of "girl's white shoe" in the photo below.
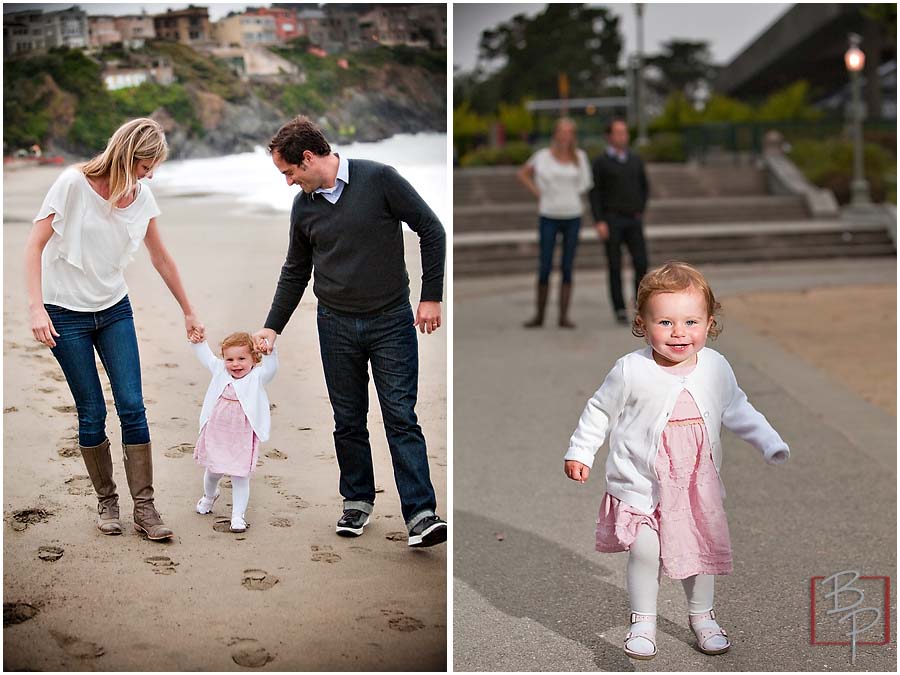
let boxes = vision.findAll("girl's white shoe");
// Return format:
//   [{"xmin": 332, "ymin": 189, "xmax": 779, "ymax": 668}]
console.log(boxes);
[
  {"xmin": 624, "ymin": 612, "xmax": 657, "ymax": 659},
  {"xmin": 230, "ymin": 515, "xmax": 248, "ymax": 533},
  {"xmin": 689, "ymin": 609, "xmax": 731, "ymax": 654},
  {"xmin": 196, "ymin": 492, "xmax": 219, "ymax": 514}
]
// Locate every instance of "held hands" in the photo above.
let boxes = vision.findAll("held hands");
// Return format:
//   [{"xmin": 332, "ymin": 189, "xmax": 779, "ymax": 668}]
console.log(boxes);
[
  {"xmin": 253, "ymin": 328, "xmax": 277, "ymax": 354},
  {"xmin": 31, "ymin": 306, "xmax": 59, "ymax": 348},
  {"xmin": 414, "ymin": 301, "xmax": 442, "ymax": 335},
  {"xmin": 594, "ymin": 221, "xmax": 609, "ymax": 241},
  {"xmin": 564, "ymin": 460, "xmax": 590, "ymax": 483},
  {"xmin": 185, "ymin": 313, "xmax": 205, "ymax": 343}
]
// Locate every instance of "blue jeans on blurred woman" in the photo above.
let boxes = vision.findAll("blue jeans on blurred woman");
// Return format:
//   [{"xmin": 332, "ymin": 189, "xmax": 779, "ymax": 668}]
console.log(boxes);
[{"xmin": 524, "ymin": 215, "xmax": 581, "ymax": 328}]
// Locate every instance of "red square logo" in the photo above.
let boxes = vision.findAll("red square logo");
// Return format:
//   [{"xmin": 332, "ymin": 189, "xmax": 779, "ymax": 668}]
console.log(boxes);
[{"xmin": 810, "ymin": 573, "xmax": 890, "ymax": 646}]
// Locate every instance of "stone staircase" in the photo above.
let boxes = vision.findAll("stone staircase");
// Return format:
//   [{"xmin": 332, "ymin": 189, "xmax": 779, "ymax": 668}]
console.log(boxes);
[{"xmin": 454, "ymin": 164, "xmax": 895, "ymax": 277}]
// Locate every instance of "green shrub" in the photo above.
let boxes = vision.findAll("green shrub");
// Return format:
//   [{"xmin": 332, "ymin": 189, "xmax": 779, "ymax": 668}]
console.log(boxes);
[
  {"xmin": 639, "ymin": 132, "xmax": 686, "ymax": 162},
  {"xmin": 459, "ymin": 141, "xmax": 533, "ymax": 167},
  {"xmin": 789, "ymin": 138, "xmax": 892, "ymax": 204}
]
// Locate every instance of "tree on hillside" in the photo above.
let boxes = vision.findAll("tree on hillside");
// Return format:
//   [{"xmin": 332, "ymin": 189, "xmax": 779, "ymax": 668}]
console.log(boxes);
[
  {"xmin": 644, "ymin": 39, "xmax": 716, "ymax": 105},
  {"xmin": 465, "ymin": 3, "xmax": 623, "ymax": 114}
]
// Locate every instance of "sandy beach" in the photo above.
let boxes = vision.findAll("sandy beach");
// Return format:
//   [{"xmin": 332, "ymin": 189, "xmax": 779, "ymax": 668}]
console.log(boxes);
[{"xmin": 3, "ymin": 166, "xmax": 447, "ymax": 670}]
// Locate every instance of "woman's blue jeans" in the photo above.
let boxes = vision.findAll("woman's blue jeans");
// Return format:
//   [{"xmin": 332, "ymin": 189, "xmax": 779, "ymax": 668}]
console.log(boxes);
[
  {"xmin": 538, "ymin": 216, "xmax": 581, "ymax": 284},
  {"xmin": 45, "ymin": 296, "xmax": 150, "ymax": 447},
  {"xmin": 316, "ymin": 300, "xmax": 437, "ymax": 528}
]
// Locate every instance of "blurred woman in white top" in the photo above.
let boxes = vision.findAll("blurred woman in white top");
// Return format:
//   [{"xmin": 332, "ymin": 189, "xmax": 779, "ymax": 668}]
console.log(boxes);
[
  {"xmin": 25, "ymin": 118, "xmax": 205, "ymax": 540},
  {"xmin": 517, "ymin": 117, "xmax": 593, "ymax": 329}
]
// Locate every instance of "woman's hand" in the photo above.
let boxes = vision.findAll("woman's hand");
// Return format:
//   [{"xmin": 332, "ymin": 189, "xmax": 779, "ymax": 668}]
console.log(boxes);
[
  {"xmin": 564, "ymin": 459, "xmax": 590, "ymax": 483},
  {"xmin": 31, "ymin": 305, "xmax": 59, "ymax": 348},
  {"xmin": 185, "ymin": 313, "xmax": 205, "ymax": 342}
]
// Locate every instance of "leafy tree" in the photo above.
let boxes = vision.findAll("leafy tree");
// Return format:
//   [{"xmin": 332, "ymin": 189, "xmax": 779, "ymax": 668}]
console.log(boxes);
[
  {"xmin": 466, "ymin": 4, "xmax": 623, "ymax": 114},
  {"xmin": 645, "ymin": 39, "xmax": 715, "ymax": 102},
  {"xmin": 755, "ymin": 81, "xmax": 822, "ymax": 122}
]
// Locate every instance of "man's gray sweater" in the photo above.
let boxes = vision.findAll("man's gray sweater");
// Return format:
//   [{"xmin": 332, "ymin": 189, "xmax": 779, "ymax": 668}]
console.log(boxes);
[{"xmin": 264, "ymin": 158, "xmax": 445, "ymax": 332}]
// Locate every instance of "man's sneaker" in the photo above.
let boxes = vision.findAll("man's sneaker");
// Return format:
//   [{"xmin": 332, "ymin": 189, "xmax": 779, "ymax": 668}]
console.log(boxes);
[
  {"xmin": 408, "ymin": 515, "xmax": 447, "ymax": 547},
  {"xmin": 336, "ymin": 509, "xmax": 369, "ymax": 537}
]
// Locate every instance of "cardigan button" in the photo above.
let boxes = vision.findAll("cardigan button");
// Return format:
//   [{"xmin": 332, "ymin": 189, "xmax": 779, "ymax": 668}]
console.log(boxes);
[{"xmin": 703, "ymin": 411, "xmax": 709, "ymax": 417}]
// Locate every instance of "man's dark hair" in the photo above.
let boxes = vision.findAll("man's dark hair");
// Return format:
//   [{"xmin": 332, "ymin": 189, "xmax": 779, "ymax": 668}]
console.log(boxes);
[
  {"xmin": 268, "ymin": 115, "xmax": 331, "ymax": 164},
  {"xmin": 605, "ymin": 118, "xmax": 628, "ymax": 135}
]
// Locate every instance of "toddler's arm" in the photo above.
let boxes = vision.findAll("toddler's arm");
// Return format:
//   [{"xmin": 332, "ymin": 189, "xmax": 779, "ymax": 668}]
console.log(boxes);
[
  {"xmin": 257, "ymin": 342, "xmax": 279, "ymax": 385},
  {"xmin": 189, "ymin": 339, "xmax": 220, "ymax": 374},
  {"xmin": 721, "ymin": 363, "xmax": 790, "ymax": 464},
  {"xmin": 564, "ymin": 358, "xmax": 627, "ymax": 472}
]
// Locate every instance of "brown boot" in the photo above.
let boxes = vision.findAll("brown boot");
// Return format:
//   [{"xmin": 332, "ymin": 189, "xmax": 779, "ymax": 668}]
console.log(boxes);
[
  {"xmin": 123, "ymin": 442, "xmax": 173, "ymax": 540},
  {"xmin": 559, "ymin": 282, "xmax": 576, "ymax": 329},
  {"xmin": 80, "ymin": 438, "xmax": 122, "ymax": 535},
  {"xmin": 523, "ymin": 282, "xmax": 549, "ymax": 328}
]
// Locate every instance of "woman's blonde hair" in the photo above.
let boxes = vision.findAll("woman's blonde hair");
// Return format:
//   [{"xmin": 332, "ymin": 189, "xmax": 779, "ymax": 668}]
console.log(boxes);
[
  {"xmin": 632, "ymin": 261, "xmax": 723, "ymax": 339},
  {"xmin": 219, "ymin": 332, "xmax": 263, "ymax": 365},
  {"xmin": 81, "ymin": 118, "xmax": 168, "ymax": 207},
  {"xmin": 550, "ymin": 116, "xmax": 579, "ymax": 162}
]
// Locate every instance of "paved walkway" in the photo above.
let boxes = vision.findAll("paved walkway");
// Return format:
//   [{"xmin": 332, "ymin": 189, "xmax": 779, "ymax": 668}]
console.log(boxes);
[{"xmin": 453, "ymin": 258, "xmax": 897, "ymax": 671}]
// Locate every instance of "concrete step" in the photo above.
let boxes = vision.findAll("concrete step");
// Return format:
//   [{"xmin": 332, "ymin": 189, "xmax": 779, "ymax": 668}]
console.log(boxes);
[
  {"xmin": 453, "ymin": 222, "xmax": 895, "ymax": 277},
  {"xmin": 454, "ymin": 195, "xmax": 812, "ymax": 233}
]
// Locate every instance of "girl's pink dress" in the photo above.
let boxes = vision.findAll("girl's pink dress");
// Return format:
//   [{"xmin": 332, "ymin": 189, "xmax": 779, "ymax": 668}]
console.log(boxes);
[
  {"xmin": 193, "ymin": 383, "xmax": 259, "ymax": 477},
  {"xmin": 594, "ymin": 360, "xmax": 733, "ymax": 579}
]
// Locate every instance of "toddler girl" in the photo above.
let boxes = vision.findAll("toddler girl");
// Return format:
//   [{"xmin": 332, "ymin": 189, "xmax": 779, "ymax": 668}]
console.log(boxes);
[
  {"xmin": 190, "ymin": 331, "xmax": 278, "ymax": 532},
  {"xmin": 564, "ymin": 261, "xmax": 789, "ymax": 659}
]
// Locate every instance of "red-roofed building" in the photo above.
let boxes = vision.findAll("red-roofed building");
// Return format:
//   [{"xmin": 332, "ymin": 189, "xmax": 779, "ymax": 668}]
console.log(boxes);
[{"xmin": 244, "ymin": 6, "xmax": 302, "ymax": 43}]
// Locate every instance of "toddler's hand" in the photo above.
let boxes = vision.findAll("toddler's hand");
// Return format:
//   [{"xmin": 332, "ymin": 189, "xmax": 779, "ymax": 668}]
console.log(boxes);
[{"xmin": 564, "ymin": 460, "xmax": 590, "ymax": 483}]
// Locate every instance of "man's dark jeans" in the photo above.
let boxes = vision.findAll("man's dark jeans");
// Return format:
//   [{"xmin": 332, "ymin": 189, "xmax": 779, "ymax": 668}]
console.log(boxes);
[
  {"xmin": 604, "ymin": 213, "xmax": 649, "ymax": 312},
  {"xmin": 45, "ymin": 295, "xmax": 150, "ymax": 447},
  {"xmin": 316, "ymin": 300, "xmax": 437, "ymax": 529}
]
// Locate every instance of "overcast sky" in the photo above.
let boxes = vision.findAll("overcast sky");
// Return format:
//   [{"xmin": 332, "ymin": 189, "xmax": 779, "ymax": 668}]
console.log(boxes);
[{"xmin": 454, "ymin": 2, "xmax": 792, "ymax": 72}]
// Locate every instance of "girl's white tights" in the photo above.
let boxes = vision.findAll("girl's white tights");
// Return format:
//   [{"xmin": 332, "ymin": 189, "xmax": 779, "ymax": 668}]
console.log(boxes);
[
  {"xmin": 627, "ymin": 524, "xmax": 715, "ymax": 614},
  {"xmin": 204, "ymin": 470, "xmax": 250, "ymax": 520}
]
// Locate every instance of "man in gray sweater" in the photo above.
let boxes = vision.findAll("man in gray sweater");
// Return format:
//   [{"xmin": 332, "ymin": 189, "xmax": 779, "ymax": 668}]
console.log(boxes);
[{"xmin": 254, "ymin": 116, "xmax": 447, "ymax": 547}]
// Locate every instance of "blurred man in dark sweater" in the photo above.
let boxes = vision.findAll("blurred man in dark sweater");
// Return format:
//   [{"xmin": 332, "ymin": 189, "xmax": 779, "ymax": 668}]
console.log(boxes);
[
  {"xmin": 590, "ymin": 119, "xmax": 650, "ymax": 325},
  {"xmin": 254, "ymin": 116, "xmax": 447, "ymax": 548}
]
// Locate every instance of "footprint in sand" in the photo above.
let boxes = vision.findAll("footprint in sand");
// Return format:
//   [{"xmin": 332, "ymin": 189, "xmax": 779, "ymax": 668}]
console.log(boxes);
[
  {"xmin": 49, "ymin": 629, "xmax": 105, "ymax": 658},
  {"xmin": 9, "ymin": 508, "xmax": 54, "ymax": 532},
  {"xmin": 268, "ymin": 517, "xmax": 292, "ymax": 528},
  {"xmin": 297, "ymin": 426, "xmax": 312, "ymax": 431},
  {"xmin": 53, "ymin": 405, "xmax": 77, "ymax": 414},
  {"xmin": 163, "ymin": 443, "xmax": 194, "ymax": 458},
  {"xmin": 212, "ymin": 518, "xmax": 248, "ymax": 533},
  {"xmin": 144, "ymin": 556, "xmax": 178, "ymax": 575},
  {"xmin": 4, "ymin": 602, "xmax": 38, "ymax": 626},
  {"xmin": 313, "ymin": 452, "xmax": 334, "ymax": 463},
  {"xmin": 385, "ymin": 531, "xmax": 407, "ymax": 542},
  {"xmin": 348, "ymin": 546, "xmax": 372, "ymax": 553},
  {"xmin": 264, "ymin": 449, "xmax": 287, "ymax": 460},
  {"xmin": 38, "ymin": 545, "xmax": 64, "ymax": 562},
  {"xmin": 241, "ymin": 569, "xmax": 278, "ymax": 590},
  {"xmin": 263, "ymin": 475, "xmax": 282, "ymax": 488},
  {"xmin": 380, "ymin": 609, "xmax": 426, "ymax": 632},
  {"xmin": 58, "ymin": 443, "xmax": 80, "ymax": 459},
  {"xmin": 160, "ymin": 363, "xmax": 178, "ymax": 368},
  {"xmin": 65, "ymin": 475, "xmax": 93, "ymax": 496},
  {"xmin": 284, "ymin": 494, "xmax": 309, "ymax": 510},
  {"xmin": 44, "ymin": 370, "xmax": 67, "ymax": 383},
  {"xmin": 4, "ymin": 406, "xmax": 18, "ymax": 414},
  {"xmin": 310, "ymin": 544, "xmax": 341, "ymax": 563},
  {"xmin": 228, "ymin": 638, "xmax": 275, "ymax": 667},
  {"xmin": 37, "ymin": 386, "xmax": 55, "ymax": 394}
]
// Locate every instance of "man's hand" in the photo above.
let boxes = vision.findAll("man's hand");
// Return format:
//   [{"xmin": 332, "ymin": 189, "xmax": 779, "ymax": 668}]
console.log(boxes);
[
  {"xmin": 564, "ymin": 460, "xmax": 590, "ymax": 483},
  {"xmin": 414, "ymin": 301, "xmax": 442, "ymax": 335},
  {"xmin": 594, "ymin": 221, "xmax": 609, "ymax": 241},
  {"xmin": 253, "ymin": 328, "xmax": 277, "ymax": 354}
]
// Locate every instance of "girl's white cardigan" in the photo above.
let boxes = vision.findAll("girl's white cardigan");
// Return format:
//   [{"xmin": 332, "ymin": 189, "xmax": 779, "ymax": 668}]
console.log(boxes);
[
  {"xmin": 191, "ymin": 341, "xmax": 278, "ymax": 442},
  {"xmin": 565, "ymin": 346, "xmax": 789, "ymax": 514}
]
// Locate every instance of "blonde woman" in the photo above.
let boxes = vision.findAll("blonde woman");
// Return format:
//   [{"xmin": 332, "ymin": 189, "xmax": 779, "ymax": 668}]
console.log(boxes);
[
  {"xmin": 517, "ymin": 117, "xmax": 593, "ymax": 328},
  {"xmin": 25, "ymin": 118, "xmax": 205, "ymax": 540}
]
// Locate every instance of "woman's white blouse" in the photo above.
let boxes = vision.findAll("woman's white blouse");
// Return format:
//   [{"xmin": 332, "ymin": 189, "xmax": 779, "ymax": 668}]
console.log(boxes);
[
  {"xmin": 526, "ymin": 147, "xmax": 593, "ymax": 219},
  {"xmin": 34, "ymin": 167, "xmax": 161, "ymax": 311}
]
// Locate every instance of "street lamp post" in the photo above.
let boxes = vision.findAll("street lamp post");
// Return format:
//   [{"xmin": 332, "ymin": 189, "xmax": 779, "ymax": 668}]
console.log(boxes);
[
  {"xmin": 635, "ymin": 3, "xmax": 648, "ymax": 146},
  {"xmin": 844, "ymin": 33, "xmax": 871, "ymax": 206}
]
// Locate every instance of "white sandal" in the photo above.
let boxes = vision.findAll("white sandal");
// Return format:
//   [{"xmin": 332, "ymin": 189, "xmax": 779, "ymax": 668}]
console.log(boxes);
[
  {"xmin": 689, "ymin": 609, "xmax": 731, "ymax": 655},
  {"xmin": 624, "ymin": 611, "xmax": 657, "ymax": 659},
  {"xmin": 195, "ymin": 491, "xmax": 219, "ymax": 515}
]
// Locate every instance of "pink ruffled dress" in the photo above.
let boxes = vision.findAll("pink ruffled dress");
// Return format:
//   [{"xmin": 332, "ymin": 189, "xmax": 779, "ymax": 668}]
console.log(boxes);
[
  {"xmin": 594, "ymin": 359, "xmax": 733, "ymax": 579},
  {"xmin": 193, "ymin": 383, "xmax": 259, "ymax": 477}
]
